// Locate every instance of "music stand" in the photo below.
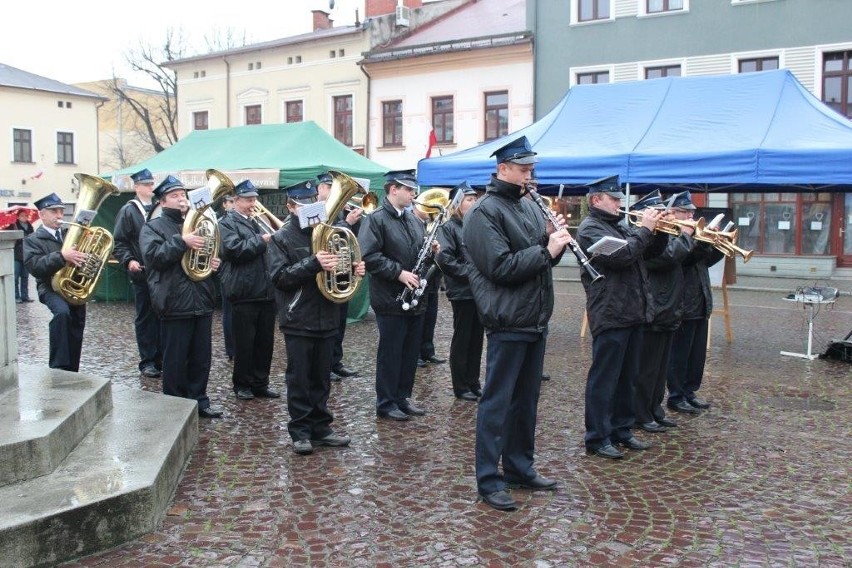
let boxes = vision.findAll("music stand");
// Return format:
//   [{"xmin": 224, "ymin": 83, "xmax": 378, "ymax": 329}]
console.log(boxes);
[{"xmin": 780, "ymin": 288, "xmax": 838, "ymax": 360}]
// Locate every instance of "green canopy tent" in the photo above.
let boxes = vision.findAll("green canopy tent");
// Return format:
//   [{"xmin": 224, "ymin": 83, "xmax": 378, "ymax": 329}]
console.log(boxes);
[{"xmin": 95, "ymin": 122, "xmax": 389, "ymax": 321}]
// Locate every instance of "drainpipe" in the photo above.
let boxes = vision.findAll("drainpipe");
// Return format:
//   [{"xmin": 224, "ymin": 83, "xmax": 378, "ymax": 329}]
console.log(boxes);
[{"xmin": 359, "ymin": 61, "xmax": 372, "ymax": 159}]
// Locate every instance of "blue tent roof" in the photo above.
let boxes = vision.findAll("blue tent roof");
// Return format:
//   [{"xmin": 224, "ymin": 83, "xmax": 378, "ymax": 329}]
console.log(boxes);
[{"xmin": 417, "ymin": 70, "xmax": 852, "ymax": 192}]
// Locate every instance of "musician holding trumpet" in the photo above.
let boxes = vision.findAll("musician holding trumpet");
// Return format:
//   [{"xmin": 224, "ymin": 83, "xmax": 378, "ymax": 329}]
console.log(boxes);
[
  {"xmin": 463, "ymin": 136, "xmax": 570, "ymax": 511},
  {"xmin": 360, "ymin": 169, "xmax": 437, "ymax": 422},
  {"xmin": 577, "ymin": 176, "xmax": 669, "ymax": 459}
]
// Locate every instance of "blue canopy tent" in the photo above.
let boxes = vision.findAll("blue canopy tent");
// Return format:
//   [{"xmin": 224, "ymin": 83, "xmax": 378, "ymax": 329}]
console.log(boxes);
[{"xmin": 417, "ymin": 70, "xmax": 852, "ymax": 193}]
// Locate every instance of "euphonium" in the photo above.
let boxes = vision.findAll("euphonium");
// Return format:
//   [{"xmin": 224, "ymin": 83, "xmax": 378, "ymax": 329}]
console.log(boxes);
[
  {"xmin": 310, "ymin": 170, "xmax": 367, "ymax": 303},
  {"xmin": 181, "ymin": 169, "xmax": 235, "ymax": 281},
  {"xmin": 415, "ymin": 188, "xmax": 451, "ymax": 233},
  {"xmin": 51, "ymin": 173, "xmax": 120, "ymax": 305}
]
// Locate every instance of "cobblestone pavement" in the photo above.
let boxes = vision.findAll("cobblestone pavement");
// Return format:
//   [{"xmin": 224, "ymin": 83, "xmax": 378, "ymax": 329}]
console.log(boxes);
[{"xmin": 14, "ymin": 282, "xmax": 851, "ymax": 567}]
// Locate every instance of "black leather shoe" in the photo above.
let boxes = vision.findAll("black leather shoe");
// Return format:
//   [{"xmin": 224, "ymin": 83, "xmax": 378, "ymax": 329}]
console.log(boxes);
[
  {"xmin": 638, "ymin": 421, "xmax": 668, "ymax": 433},
  {"xmin": 198, "ymin": 405, "xmax": 224, "ymax": 419},
  {"xmin": 587, "ymin": 444, "xmax": 624, "ymax": 459},
  {"xmin": 399, "ymin": 400, "xmax": 426, "ymax": 416},
  {"xmin": 657, "ymin": 418, "xmax": 678, "ymax": 428},
  {"xmin": 471, "ymin": 387, "xmax": 483, "ymax": 398},
  {"xmin": 377, "ymin": 409, "xmax": 410, "ymax": 421},
  {"xmin": 480, "ymin": 490, "xmax": 517, "ymax": 511},
  {"xmin": 614, "ymin": 436, "xmax": 651, "ymax": 450},
  {"xmin": 541, "ymin": 373, "xmax": 551, "ymax": 381},
  {"xmin": 24, "ymin": 298, "xmax": 35, "ymax": 302},
  {"xmin": 293, "ymin": 439, "xmax": 313, "ymax": 455},
  {"xmin": 141, "ymin": 365, "xmax": 161, "ymax": 378},
  {"xmin": 311, "ymin": 432, "xmax": 351, "ymax": 447},
  {"xmin": 332, "ymin": 365, "xmax": 359, "ymax": 378},
  {"xmin": 235, "ymin": 388, "xmax": 255, "ymax": 400},
  {"xmin": 505, "ymin": 475, "xmax": 558, "ymax": 491},
  {"xmin": 668, "ymin": 400, "xmax": 700, "ymax": 414},
  {"xmin": 253, "ymin": 387, "xmax": 281, "ymax": 398},
  {"xmin": 687, "ymin": 396, "xmax": 711, "ymax": 409},
  {"xmin": 416, "ymin": 358, "xmax": 428, "ymax": 368},
  {"xmin": 455, "ymin": 390, "xmax": 479, "ymax": 401},
  {"xmin": 424, "ymin": 355, "xmax": 446, "ymax": 364}
]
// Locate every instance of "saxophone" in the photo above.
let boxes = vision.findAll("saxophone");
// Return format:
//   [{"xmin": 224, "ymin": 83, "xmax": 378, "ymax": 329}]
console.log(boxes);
[
  {"xmin": 181, "ymin": 169, "xmax": 235, "ymax": 281},
  {"xmin": 310, "ymin": 170, "xmax": 368, "ymax": 303},
  {"xmin": 51, "ymin": 173, "xmax": 120, "ymax": 305}
]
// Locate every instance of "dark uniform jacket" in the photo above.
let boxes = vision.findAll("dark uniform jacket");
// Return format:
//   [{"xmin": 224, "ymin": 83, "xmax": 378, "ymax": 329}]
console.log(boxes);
[
  {"xmin": 218, "ymin": 210, "xmax": 275, "ymax": 304},
  {"xmin": 577, "ymin": 206, "xmax": 668, "ymax": 337},
  {"xmin": 23, "ymin": 226, "xmax": 67, "ymax": 297},
  {"xmin": 113, "ymin": 199, "xmax": 151, "ymax": 282},
  {"xmin": 139, "ymin": 207, "xmax": 217, "ymax": 319},
  {"xmin": 13, "ymin": 220, "xmax": 34, "ymax": 261},
  {"xmin": 645, "ymin": 234, "xmax": 693, "ymax": 332},
  {"xmin": 268, "ymin": 215, "xmax": 339, "ymax": 337},
  {"xmin": 436, "ymin": 215, "xmax": 472, "ymax": 302},
  {"xmin": 462, "ymin": 176, "xmax": 562, "ymax": 334},
  {"xmin": 681, "ymin": 242, "xmax": 725, "ymax": 321},
  {"xmin": 359, "ymin": 198, "xmax": 427, "ymax": 316}
]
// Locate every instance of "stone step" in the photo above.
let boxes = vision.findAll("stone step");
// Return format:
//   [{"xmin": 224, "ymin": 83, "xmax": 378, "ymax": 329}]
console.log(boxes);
[
  {"xmin": 0, "ymin": 386, "xmax": 198, "ymax": 568},
  {"xmin": 0, "ymin": 365, "xmax": 112, "ymax": 486}
]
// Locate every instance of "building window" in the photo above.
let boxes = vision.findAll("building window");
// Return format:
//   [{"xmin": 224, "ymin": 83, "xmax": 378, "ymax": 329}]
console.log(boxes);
[
  {"xmin": 339, "ymin": 49, "xmax": 345, "ymax": 57},
  {"xmin": 193, "ymin": 111, "xmax": 209, "ymax": 131},
  {"xmin": 731, "ymin": 192, "xmax": 813, "ymax": 255},
  {"xmin": 739, "ymin": 57, "xmax": 779, "ymax": 73},
  {"xmin": 578, "ymin": 0, "xmax": 610, "ymax": 22},
  {"xmin": 256, "ymin": 61, "xmax": 261, "ymax": 69},
  {"xmin": 295, "ymin": 55, "xmax": 302, "ymax": 63},
  {"xmin": 647, "ymin": 0, "xmax": 683, "ymax": 13},
  {"xmin": 823, "ymin": 51, "xmax": 852, "ymax": 119},
  {"xmin": 200, "ymin": 70, "xmax": 206, "ymax": 78},
  {"xmin": 382, "ymin": 100, "xmax": 403, "ymax": 147},
  {"xmin": 286, "ymin": 100, "xmax": 303, "ymax": 123},
  {"xmin": 432, "ymin": 96, "xmax": 454, "ymax": 144},
  {"xmin": 334, "ymin": 95, "xmax": 353, "ymax": 146},
  {"xmin": 193, "ymin": 72, "xmax": 199, "ymax": 78},
  {"xmin": 330, "ymin": 50, "xmax": 336, "ymax": 58},
  {"xmin": 645, "ymin": 65, "xmax": 681, "ymax": 79},
  {"xmin": 248, "ymin": 63, "xmax": 254, "ymax": 70},
  {"xmin": 57, "ymin": 132, "xmax": 74, "ymax": 164},
  {"xmin": 66, "ymin": 101, "xmax": 72, "ymax": 108},
  {"xmin": 13, "ymin": 129, "xmax": 32, "ymax": 163},
  {"xmin": 484, "ymin": 91, "xmax": 508, "ymax": 142},
  {"xmin": 287, "ymin": 57, "xmax": 293, "ymax": 64},
  {"xmin": 577, "ymin": 71, "xmax": 610, "ymax": 84},
  {"xmin": 58, "ymin": 101, "xmax": 64, "ymax": 108},
  {"xmin": 245, "ymin": 105, "xmax": 262, "ymax": 125}
]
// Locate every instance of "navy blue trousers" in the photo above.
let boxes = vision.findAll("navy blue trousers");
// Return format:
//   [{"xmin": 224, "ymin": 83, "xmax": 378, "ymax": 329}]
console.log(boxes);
[
  {"xmin": 419, "ymin": 289, "xmax": 439, "ymax": 359},
  {"xmin": 160, "ymin": 315, "xmax": 212, "ymax": 409},
  {"xmin": 231, "ymin": 300, "xmax": 276, "ymax": 392},
  {"xmin": 584, "ymin": 325, "xmax": 643, "ymax": 449},
  {"xmin": 331, "ymin": 301, "xmax": 349, "ymax": 370},
  {"xmin": 41, "ymin": 290, "xmax": 85, "ymax": 372},
  {"xmin": 667, "ymin": 318, "xmax": 709, "ymax": 403},
  {"xmin": 131, "ymin": 280, "xmax": 161, "ymax": 371},
  {"xmin": 374, "ymin": 313, "xmax": 425, "ymax": 413},
  {"xmin": 449, "ymin": 299, "xmax": 484, "ymax": 395},
  {"xmin": 284, "ymin": 333, "xmax": 335, "ymax": 442},
  {"xmin": 634, "ymin": 328, "xmax": 674, "ymax": 424},
  {"xmin": 475, "ymin": 333, "xmax": 545, "ymax": 495}
]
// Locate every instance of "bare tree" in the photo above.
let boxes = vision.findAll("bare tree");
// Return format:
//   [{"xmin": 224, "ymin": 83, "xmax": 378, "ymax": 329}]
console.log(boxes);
[{"xmin": 109, "ymin": 28, "xmax": 184, "ymax": 154}]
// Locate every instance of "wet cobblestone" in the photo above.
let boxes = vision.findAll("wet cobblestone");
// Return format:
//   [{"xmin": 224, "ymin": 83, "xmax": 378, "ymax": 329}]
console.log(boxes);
[{"xmin": 14, "ymin": 282, "xmax": 852, "ymax": 566}]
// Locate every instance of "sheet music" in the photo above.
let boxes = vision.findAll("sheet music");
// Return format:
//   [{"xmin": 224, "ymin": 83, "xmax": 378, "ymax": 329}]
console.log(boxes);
[{"xmin": 587, "ymin": 235, "xmax": 627, "ymax": 256}]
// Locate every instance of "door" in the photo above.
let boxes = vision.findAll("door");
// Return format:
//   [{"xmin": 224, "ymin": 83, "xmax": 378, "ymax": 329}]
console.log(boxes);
[{"xmin": 836, "ymin": 192, "xmax": 852, "ymax": 267}]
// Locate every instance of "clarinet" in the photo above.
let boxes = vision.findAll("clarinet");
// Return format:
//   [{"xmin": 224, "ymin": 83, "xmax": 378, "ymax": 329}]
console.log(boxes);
[
  {"xmin": 529, "ymin": 190, "xmax": 604, "ymax": 283},
  {"xmin": 398, "ymin": 209, "xmax": 446, "ymax": 311}
]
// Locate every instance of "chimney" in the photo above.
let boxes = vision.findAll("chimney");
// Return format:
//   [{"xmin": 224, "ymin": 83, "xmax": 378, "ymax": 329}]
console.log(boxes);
[
  {"xmin": 365, "ymin": 0, "xmax": 422, "ymax": 18},
  {"xmin": 312, "ymin": 10, "xmax": 333, "ymax": 31}
]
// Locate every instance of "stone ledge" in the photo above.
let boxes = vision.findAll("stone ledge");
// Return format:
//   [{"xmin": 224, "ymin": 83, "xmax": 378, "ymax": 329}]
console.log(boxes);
[
  {"xmin": 0, "ymin": 365, "xmax": 112, "ymax": 485},
  {"xmin": 0, "ymin": 386, "xmax": 198, "ymax": 568}
]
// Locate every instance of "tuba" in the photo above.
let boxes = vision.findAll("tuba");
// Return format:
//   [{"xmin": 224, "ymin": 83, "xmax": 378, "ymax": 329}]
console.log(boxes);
[
  {"xmin": 51, "ymin": 173, "xmax": 120, "ymax": 305},
  {"xmin": 310, "ymin": 170, "xmax": 368, "ymax": 303},
  {"xmin": 181, "ymin": 169, "xmax": 235, "ymax": 281}
]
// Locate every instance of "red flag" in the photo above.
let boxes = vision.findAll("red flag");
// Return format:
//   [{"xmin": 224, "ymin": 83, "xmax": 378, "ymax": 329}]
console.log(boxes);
[
  {"xmin": 30, "ymin": 171, "xmax": 43, "ymax": 180},
  {"xmin": 425, "ymin": 128, "xmax": 438, "ymax": 158}
]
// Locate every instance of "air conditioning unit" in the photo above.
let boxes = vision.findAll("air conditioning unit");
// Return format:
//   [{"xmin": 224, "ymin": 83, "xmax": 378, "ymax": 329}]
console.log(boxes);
[{"xmin": 395, "ymin": 5, "xmax": 410, "ymax": 27}]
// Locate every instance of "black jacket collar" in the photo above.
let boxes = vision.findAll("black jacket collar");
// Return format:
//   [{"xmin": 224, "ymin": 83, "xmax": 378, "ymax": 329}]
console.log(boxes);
[
  {"xmin": 589, "ymin": 205, "xmax": 622, "ymax": 225},
  {"xmin": 162, "ymin": 207, "xmax": 184, "ymax": 223},
  {"xmin": 486, "ymin": 174, "xmax": 523, "ymax": 201}
]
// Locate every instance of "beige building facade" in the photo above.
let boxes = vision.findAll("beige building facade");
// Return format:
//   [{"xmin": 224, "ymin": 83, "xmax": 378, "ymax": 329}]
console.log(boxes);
[{"xmin": 0, "ymin": 63, "xmax": 103, "ymax": 213}]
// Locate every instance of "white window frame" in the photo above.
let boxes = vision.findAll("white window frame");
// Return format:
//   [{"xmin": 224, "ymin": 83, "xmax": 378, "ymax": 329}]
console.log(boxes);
[
  {"xmin": 814, "ymin": 41, "xmax": 852, "ymax": 100},
  {"xmin": 55, "ymin": 129, "xmax": 76, "ymax": 165},
  {"xmin": 570, "ymin": 65, "xmax": 615, "ymax": 88},
  {"xmin": 731, "ymin": 0, "xmax": 779, "ymax": 5},
  {"xmin": 639, "ymin": 58, "xmax": 686, "ymax": 80},
  {"xmin": 283, "ymin": 99, "xmax": 305, "ymax": 124},
  {"xmin": 730, "ymin": 49, "xmax": 783, "ymax": 75},
  {"xmin": 638, "ymin": 0, "xmax": 689, "ymax": 18},
  {"xmin": 570, "ymin": 0, "xmax": 615, "ymax": 26},
  {"xmin": 11, "ymin": 126, "xmax": 34, "ymax": 163}
]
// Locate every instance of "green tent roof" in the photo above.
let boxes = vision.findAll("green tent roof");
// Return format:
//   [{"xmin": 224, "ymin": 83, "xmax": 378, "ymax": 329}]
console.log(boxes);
[{"xmin": 108, "ymin": 121, "xmax": 389, "ymax": 190}]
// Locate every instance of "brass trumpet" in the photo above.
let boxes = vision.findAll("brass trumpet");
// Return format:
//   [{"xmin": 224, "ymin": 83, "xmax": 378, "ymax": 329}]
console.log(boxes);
[
  {"xmin": 694, "ymin": 225, "xmax": 753, "ymax": 262},
  {"xmin": 251, "ymin": 200, "xmax": 285, "ymax": 234},
  {"xmin": 619, "ymin": 209, "xmax": 705, "ymax": 236}
]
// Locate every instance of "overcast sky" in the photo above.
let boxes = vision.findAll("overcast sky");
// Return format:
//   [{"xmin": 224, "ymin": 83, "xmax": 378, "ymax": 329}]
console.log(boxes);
[{"xmin": 1, "ymin": 0, "xmax": 375, "ymax": 87}]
